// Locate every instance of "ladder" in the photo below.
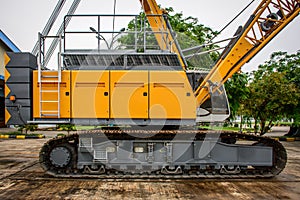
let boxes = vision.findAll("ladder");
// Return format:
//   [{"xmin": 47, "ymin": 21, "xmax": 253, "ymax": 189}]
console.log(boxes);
[{"xmin": 38, "ymin": 34, "xmax": 63, "ymax": 118}]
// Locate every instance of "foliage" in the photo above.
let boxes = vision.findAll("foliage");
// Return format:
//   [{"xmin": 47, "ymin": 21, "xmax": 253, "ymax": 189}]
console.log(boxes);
[
  {"xmin": 242, "ymin": 52, "xmax": 300, "ymax": 135},
  {"xmin": 117, "ymin": 7, "xmax": 218, "ymax": 69},
  {"xmin": 117, "ymin": 12, "xmax": 157, "ymax": 51},
  {"xmin": 255, "ymin": 51, "xmax": 300, "ymax": 84},
  {"xmin": 159, "ymin": 7, "xmax": 218, "ymax": 68},
  {"xmin": 223, "ymin": 51, "xmax": 300, "ymax": 135},
  {"xmin": 17, "ymin": 124, "xmax": 38, "ymax": 134},
  {"xmin": 256, "ymin": 51, "xmax": 300, "ymax": 127},
  {"xmin": 57, "ymin": 124, "xmax": 77, "ymax": 134},
  {"xmin": 199, "ymin": 125, "xmax": 254, "ymax": 133},
  {"xmin": 224, "ymin": 72, "xmax": 250, "ymax": 120},
  {"xmin": 164, "ymin": 7, "xmax": 217, "ymax": 46}
]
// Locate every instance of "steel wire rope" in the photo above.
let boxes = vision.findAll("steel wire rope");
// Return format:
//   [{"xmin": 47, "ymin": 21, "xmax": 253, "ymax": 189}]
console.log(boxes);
[
  {"xmin": 187, "ymin": 0, "xmax": 255, "ymax": 61},
  {"xmin": 112, "ymin": 0, "xmax": 117, "ymax": 40}
]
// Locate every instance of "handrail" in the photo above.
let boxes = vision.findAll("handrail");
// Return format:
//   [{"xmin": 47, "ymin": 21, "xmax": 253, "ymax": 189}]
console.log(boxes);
[{"xmin": 139, "ymin": 0, "xmax": 188, "ymax": 69}]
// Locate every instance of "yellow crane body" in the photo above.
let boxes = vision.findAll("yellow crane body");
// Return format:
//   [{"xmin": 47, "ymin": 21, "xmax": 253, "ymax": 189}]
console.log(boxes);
[{"xmin": 32, "ymin": 70, "xmax": 196, "ymax": 122}]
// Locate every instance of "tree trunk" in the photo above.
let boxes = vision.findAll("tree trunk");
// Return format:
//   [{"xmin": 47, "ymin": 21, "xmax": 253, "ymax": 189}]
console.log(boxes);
[
  {"xmin": 260, "ymin": 120, "xmax": 266, "ymax": 136},
  {"xmin": 262, "ymin": 120, "xmax": 273, "ymax": 135},
  {"xmin": 239, "ymin": 115, "xmax": 243, "ymax": 133},
  {"xmin": 254, "ymin": 118, "xmax": 258, "ymax": 134}
]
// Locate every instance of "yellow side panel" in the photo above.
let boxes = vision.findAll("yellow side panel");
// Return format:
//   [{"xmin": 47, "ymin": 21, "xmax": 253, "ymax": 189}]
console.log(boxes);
[
  {"xmin": 110, "ymin": 71, "xmax": 148, "ymax": 119},
  {"xmin": 33, "ymin": 71, "xmax": 70, "ymax": 118},
  {"xmin": 71, "ymin": 71, "xmax": 109, "ymax": 118},
  {"xmin": 150, "ymin": 71, "xmax": 196, "ymax": 119}
]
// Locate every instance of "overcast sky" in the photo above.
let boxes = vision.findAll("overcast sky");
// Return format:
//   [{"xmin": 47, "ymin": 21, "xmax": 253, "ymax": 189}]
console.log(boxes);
[{"xmin": 1, "ymin": 0, "xmax": 299, "ymax": 72}]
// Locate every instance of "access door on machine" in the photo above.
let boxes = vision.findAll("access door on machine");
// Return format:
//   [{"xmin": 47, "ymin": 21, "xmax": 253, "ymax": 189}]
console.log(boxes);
[
  {"xmin": 110, "ymin": 71, "xmax": 149, "ymax": 119},
  {"xmin": 71, "ymin": 71, "xmax": 110, "ymax": 119}
]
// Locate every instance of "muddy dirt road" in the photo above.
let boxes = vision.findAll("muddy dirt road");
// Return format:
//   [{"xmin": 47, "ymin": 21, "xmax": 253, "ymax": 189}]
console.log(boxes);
[{"xmin": 0, "ymin": 130, "xmax": 299, "ymax": 200}]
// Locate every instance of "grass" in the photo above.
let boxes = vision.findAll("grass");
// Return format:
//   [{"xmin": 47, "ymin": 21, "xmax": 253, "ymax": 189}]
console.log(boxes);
[
  {"xmin": 74, "ymin": 126, "xmax": 99, "ymax": 131},
  {"xmin": 199, "ymin": 126, "xmax": 254, "ymax": 133},
  {"xmin": 274, "ymin": 122, "xmax": 293, "ymax": 126},
  {"xmin": 0, "ymin": 131, "xmax": 44, "ymax": 137}
]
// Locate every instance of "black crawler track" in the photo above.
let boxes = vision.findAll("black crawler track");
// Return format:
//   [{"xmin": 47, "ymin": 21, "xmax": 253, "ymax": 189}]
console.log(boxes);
[{"xmin": 39, "ymin": 130, "xmax": 287, "ymax": 179}]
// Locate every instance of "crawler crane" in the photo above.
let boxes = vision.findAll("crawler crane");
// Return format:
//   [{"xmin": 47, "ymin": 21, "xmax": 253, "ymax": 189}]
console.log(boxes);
[{"xmin": 4, "ymin": 0, "xmax": 300, "ymax": 178}]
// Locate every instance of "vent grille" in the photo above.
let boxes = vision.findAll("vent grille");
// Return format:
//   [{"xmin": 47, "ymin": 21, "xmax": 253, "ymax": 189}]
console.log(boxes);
[{"xmin": 63, "ymin": 54, "xmax": 181, "ymax": 69}]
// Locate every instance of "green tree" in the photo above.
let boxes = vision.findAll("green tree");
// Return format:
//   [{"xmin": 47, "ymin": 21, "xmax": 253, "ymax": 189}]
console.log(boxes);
[
  {"xmin": 243, "ymin": 70, "xmax": 299, "ymax": 135},
  {"xmin": 256, "ymin": 51, "xmax": 300, "ymax": 135},
  {"xmin": 164, "ymin": 7, "xmax": 217, "ymax": 47},
  {"xmin": 117, "ymin": 7, "xmax": 218, "ymax": 69},
  {"xmin": 224, "ymin": 72, "xmax": 250, "ymax": 129},
  {"xmin": 167, "ymin": 8, "xmax": 218, "ymax": 69}
]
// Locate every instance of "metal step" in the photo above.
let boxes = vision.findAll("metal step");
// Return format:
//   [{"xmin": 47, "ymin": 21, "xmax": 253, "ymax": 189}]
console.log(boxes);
[
  {"xmin": 41, "ymin": 110, "xmax": 60, "ymax": 117},
  {"xmin": 40, "ymin": 80, "xmax": 60, "ymax": 83},
  {"xmin": 41, "ymin": 114, "xmax": 60, "ymax": 117},
  {"xmin": 41, "ymin": 110, "xmax": 59, "ymax": 113},
  {"xmin": 41, "ymin": 100, "xmax": 59, "ymax": 103},
  {"xmin": 42, "ymin": 75, "xmax": 59, "ymax": 78},
  {"xmin": 41, "ymin": 90, "xmax": 59, "ymax": 93}
]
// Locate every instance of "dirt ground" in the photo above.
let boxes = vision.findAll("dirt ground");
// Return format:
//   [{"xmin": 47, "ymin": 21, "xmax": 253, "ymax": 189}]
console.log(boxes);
[{"xmin": 0, "ymin": 127, "xmax": 299, "ymax": 200}]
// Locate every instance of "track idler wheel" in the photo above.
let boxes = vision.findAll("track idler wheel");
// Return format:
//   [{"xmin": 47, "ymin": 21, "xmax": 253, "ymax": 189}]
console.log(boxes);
[
  {"xmin": 49, "ymin": 144, "xmax": 74, "ymax": 168},
  {"xmin": 40, "ymin": 141, "xmax": 77, "ymax": 173}
]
